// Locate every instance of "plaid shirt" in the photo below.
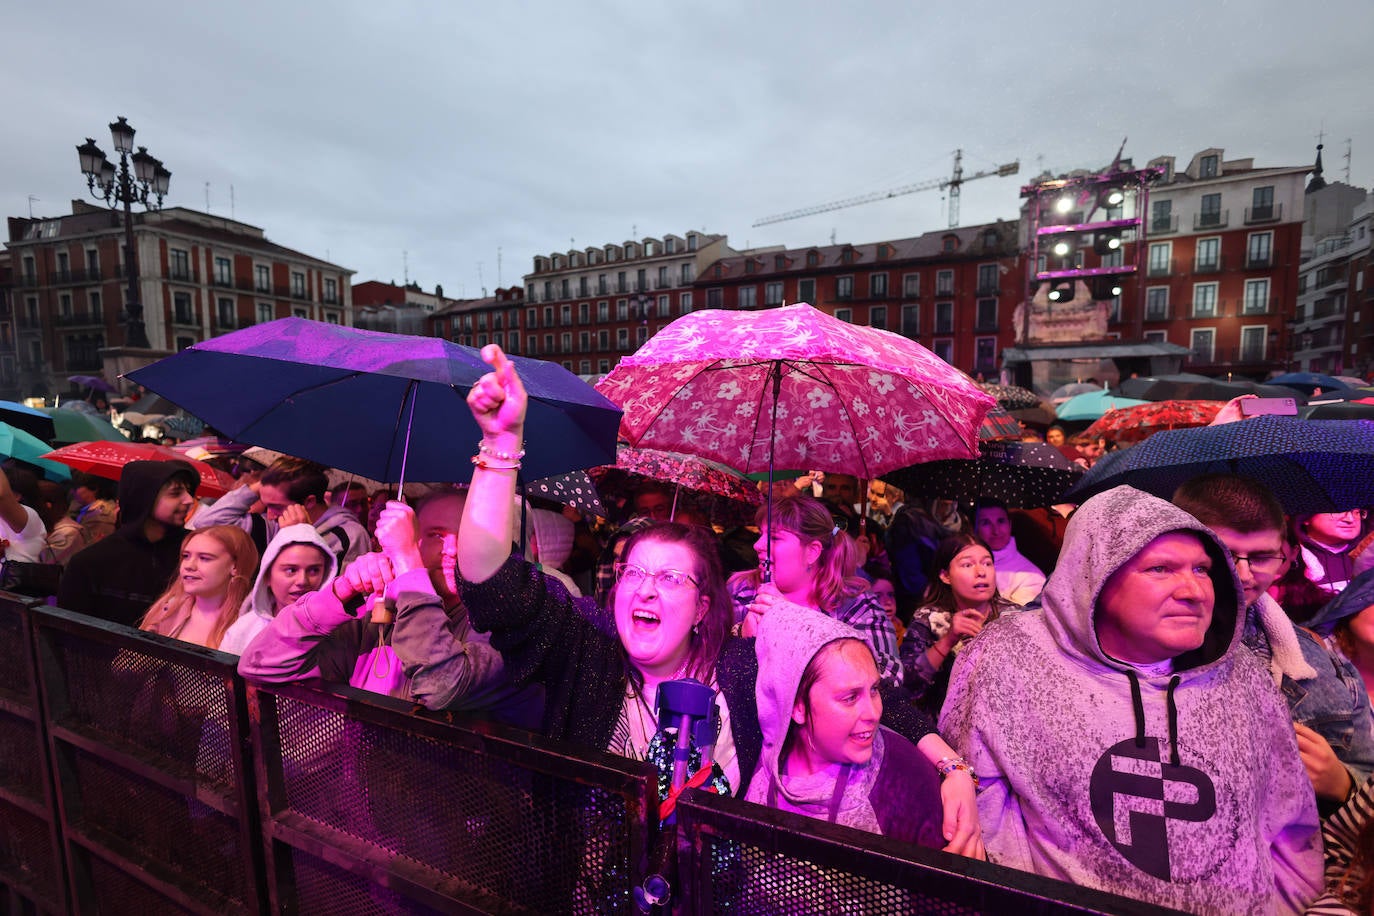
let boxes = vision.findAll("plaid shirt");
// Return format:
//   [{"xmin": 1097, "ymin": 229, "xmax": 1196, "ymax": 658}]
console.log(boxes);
[{"xmin": 729, "ymin": 578, "xmax": 903, "ymax": 689}]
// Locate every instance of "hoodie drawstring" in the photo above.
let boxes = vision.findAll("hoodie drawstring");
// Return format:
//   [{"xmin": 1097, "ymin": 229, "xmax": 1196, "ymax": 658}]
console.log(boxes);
[{"xmin": 1127, "ymin": 669, "xmax": 1183, "ymax": 766}]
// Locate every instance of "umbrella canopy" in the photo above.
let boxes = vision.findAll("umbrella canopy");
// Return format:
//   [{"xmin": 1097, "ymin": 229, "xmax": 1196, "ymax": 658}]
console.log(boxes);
[
  {"xmin": 882, "ymin": 440, "xmax": 1083, "ymax": 509},
  {"xmin": 1266, "ymin": 372, "xmax": 1350, "ymax": 397},
  {"xmin": 1055, "ymin": 390, "xmax": 1150, "ymax": 422},
  {"xmin": 42, "ymin": 441, "xmax": 237, "ymax": 498},
  {"xmin": 596, "ymin": 303, "xmax": 994, "ymax": 479},
  {"xmin": 1008, "ymin": 405, "xmax": 1057, "ymax": 428},
  {"xmin": 68, "ymin": 374, "xmax": 118, "ymax": 394},
  {"xmin": 42, "ymin": 407, "xmax": 126, "ymax": 445},
  {"xmin": 980, "ymin": 405, "xmax": 1025, "ymax": 440},
  {"xmin": 1062, "ymin": 415, "xmax": 1374, "ymax": 515},
  {"xmin": 1334, "ymin": 375, "xmax": 1369, "ymax": 388},
  {"xmin": 0, "ymin": 400, "xmax": 57, "ymax": 441},
  {"xmin": 1084, "ymin": 400, "xmax": 1224, "ymax": 444},
  {"xmin": 1049, "ymin": 382, "xmax": 1103, "ymax": 404},
  {"xmin": 1299, "ymin": 400, "xmax": 1374, "ymax": 421},
  {"xmin": 127, "ymin": 317, "xmax": 621, "ymax": 485},
  {"xmin": 0, "ymin": 423, "xmax": 72, "ymax": 481},
  {"xmin": 589, "ymin": 445, "xmax": 761, "ymax": 526},
  {"xmin": 978, "ymin": 382, "xmax": 1040, "ymax": 411},
  {"xmin": 1112, "ymin": 374, "xmax": 1299, "ymax": 403},
  {"xmin": 521, "ymin": 470, "xmax": 607, "ymax": 519}
]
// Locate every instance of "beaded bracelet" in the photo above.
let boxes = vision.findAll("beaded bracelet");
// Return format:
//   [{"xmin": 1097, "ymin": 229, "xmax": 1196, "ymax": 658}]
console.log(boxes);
[
  {"xmin": 471, "ymin": 455, "xmax": 521, "ymax": 471},
  {"xmin": 935, "ymin": 756, "xmax": 979, "ymax": 788},
  {"xmin": 478, "ymin": 439, "xmax": 525, "ymax": 462}
]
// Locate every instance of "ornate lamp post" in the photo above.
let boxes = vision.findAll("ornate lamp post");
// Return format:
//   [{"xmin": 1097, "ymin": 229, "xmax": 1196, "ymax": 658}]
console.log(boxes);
[
  {"xmin": 76, "ymin": 116, "xmax": 171, "ymax": 349},
  {"xmin": 630, "ymin": 292, "xmax": 654, "ymax": 351}
]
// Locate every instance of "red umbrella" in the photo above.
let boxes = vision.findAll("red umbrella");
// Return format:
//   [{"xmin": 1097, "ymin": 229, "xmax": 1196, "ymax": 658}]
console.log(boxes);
[
  {"xmin": 41, "ymin": 441, "xmax": 238, "ymax": 498},
  {"xmin": 980, "ymin": 405, "xmax": 1025, "ymax": 440},
  {"xmin": 1084, "ymin": 400, "xmax": 1224, "ymax": 445}
]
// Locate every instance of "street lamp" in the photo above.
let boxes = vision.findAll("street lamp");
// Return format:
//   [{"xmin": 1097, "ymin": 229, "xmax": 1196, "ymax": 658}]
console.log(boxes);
[
  {"xmin": 76, "ymin": 116, "xmax": 171, "ymax": 349},
  {"xmin": 631, "ymin": 292, "xmax": 654, "ymax": 348}
]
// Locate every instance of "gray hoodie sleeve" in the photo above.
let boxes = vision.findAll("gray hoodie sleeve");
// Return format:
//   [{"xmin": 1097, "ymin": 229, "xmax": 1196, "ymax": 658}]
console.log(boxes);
[
  {"xmin": 237, "ymin": 587, "xmax": 366, "ymax": 684},
  {"xmin": 189, "ymin": 485, "xmax": 261, "ymax": 534}
]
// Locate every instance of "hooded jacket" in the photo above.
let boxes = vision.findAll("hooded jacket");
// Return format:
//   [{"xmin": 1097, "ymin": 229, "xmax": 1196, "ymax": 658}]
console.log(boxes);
[
  {"xmin": 57, "ymin": 460, "xmax": 200, "ymax": 627},
  {"xmin": 219, "ymin": 524, "xmax": 337, "ymax": 656},
  {"xmin": 743, "ymin": 602, "xmax": 943, "ymax": 845},
  {"xmin": 940, "ymin": 486, "xmax": 1321, "ymax": 915}
]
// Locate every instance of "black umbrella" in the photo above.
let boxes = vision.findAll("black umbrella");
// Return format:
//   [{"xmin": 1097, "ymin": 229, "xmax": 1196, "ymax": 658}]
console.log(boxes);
[
  {"xmin": 1063, "ymin": 415, "xmax": 1374, "ymax": 515},
  {"xmin": 882, "ymin": 440, "xmax": 1084, "ymax": 509},
  {"xmin": 1111, "ymin": 374, "xmax": 1301, "ymax": 403},
  {"xmin": 978, "ymin": 382, "xmax": 1041, "ymax": 411}
]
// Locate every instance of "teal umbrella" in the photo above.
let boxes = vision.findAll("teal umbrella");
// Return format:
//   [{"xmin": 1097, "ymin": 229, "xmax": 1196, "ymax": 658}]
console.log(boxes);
[
  {"xmin": 0, "ymin": 423, "xmax": 72, "ymax": 481},
  {"xmin": 41, "ymin": 407, "xmax": 126, "ymax": 445},
  {"xmin": 1056, "ymin": 390, "xmax": 1149, "ymax": 422}
]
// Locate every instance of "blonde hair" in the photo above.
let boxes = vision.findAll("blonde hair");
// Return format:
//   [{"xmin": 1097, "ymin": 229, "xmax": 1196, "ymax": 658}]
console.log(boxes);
[{"xmin": 141, "ymin": 526, "xmax": 258, "ymax": 649}]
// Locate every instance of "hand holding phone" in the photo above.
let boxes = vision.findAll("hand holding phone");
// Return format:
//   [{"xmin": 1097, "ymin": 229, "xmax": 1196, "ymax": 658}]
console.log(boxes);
[{"xmin": 1239, "ymin": 397, "xmax": 1297, "ymax": 417}]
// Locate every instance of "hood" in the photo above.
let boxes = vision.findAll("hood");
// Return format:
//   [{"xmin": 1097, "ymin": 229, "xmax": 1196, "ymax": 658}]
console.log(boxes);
[
  {"xmin": 1042, "ymin": 485, "xmax": 1242, "ymax": 674},
  {"xmin": 528, "ymin": 507, "xmax": 575, "ymax": 570},
  {"xmin": 241, "ymin": 522, "xmax": 338, "ymax": 619},
  {"xmin": 117, "ymin": 459, "xmax": 200, "ymax": 529},
  {"xmin": 1306, "ymin": 567, "xmax": 1374, "ymax": 636},
  {"xmin": 753, "ymin": 602, "xmax": 866, "ymax": 789}
]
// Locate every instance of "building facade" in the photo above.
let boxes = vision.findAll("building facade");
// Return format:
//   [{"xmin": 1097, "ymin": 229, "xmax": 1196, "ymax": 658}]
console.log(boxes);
[
  {"xmin": 353, "ymin": 280, "xmax": 452, "ymax": 336},
  {"xmin": 5, "ymin": 201, "xmax": 352, "ymax": 398},
  {"xmin": 1293, "ymin": 197, "xmax": 1372, "ymax": 375}
]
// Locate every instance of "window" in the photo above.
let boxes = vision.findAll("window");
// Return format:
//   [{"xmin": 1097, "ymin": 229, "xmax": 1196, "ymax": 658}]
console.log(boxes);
[
  {"xmin": 217, "ymin": 297, "xmax": 235, "ymax": 328},
  {"xmin": 1199, "ymin": 193, "xmax": 1223, "ymax": 227},
  {"xmin": 170, "ymin": 249, "xmax": 191, "ymax": 282},
  {"xmin": 599, "ymin": 359, "xmax": 611, "ymax": 373},
  {"xmin": 214, "ymin": 256, "xmax": 232, "ymax": 286},
  {"xmin": 869, "ymin": 273, "xmax": 888, "ymax": 298},
  {"xmin": 1143, "ymin": 330, "xmax": 1168, "ymax": 344},
  {"xmin": 834, "ymin": 308, "xmax": 852, "ymax": 323},
  {"xmin": 665, "ymin": 238, "xmax": 676, "ymax": 254},
  {"xmin": 764, "ymin": 282, "xmax": 783, "ymax": 306},
  {"xmin": 293, "ymin": 308, "xmax": 308, "ymax": 319},
  {"xmin": 933, "ymin": 339, "xmax": 954, "ymax": 364},
  {"xmin": 291, "ymin": 271, "xmax": 306, "ymax": 298},
  {"xmin": 323, "ymin": 278, "xmax": 338, "ymax": 304},
  {"xmin": 1243, "ymin": 278, "xmax": 1270, "ymax": 314},
  {"xmin": 738, "ymin": 286, "xmax": 757, "ymax": 309},
  {"xmin": 580, "ymin": 359, "xmax": 592, "ymax": 374},
  {"xmin": 561, "ymin": 304, "xmax": 572, "ymax": 325},
  {"xmin": 869, "ymin": 306, "xmax": 887, "ymax": 329},
  {"xmin": 658, "ymin": 266, "xmax": 669, "ymax": 288},
  {"xmin": 680, "ymin": 264, "xmax": 694, "ymax": 284},
  {"xmin": 798, "ymin": 279, "xmax": 816, "ymax": 303},
  {"xmin": 679, "ymin": 292, "xmax": 693, "ymax": 314},
  {"xmin": 836, "ymin": 276, "xmax": 853, "ymax": 300},
  {"xmin": 1191, "ymin": 283, "xmax": 1218, "ymax": 318},
  {"xmin": 1251, "ymin": 186, "xmax": 1275, "ymax": 221},
  {"xmin": 974, "ymin": 338, "xmax": 997, "ymax": 374},
  {"xmin": 579, "ymin": 331, "xmax": 590, "ymax": 352},
  {"xmin": 59, "ymin": 293, "xmax": 73, "ymax": 318},
  {"xmin": 1151, "ymin": 199, "xmax": 1174, "ymax": 232},
  {"xmin": 902, "ymin": 274, "xmax": 920, "ymax": 298},
  {"xmin": 544, "ymin": 306, "xmax": 555, "ymax": 326},
  {"xmin": 1238, "ymin": 326, "xmax": 1266, "ymax": 362},
  {"xmin": 935, "ymin": 301, "xmax": 953, "ymax": 334},
  {"xmin": 1199, "ymin": 155, "xmax": 1218, "ymax": 178},
  {"xmin": 258, "ymin": 303, "xmax": 273, "ymax": 324},
  {"xmin": 596, "ymin": 274, "xmax": 607, "ymax": 295},
  {"xmin": 579, "ymin": 278, "xmax": 589, "ymax": 297},
  {"xmin": 560, "ymin": 279, "xmax": 570, "ymax": 298},
  {"xmin": 176, "ymin": 336, "xmax": 195, "ymax": 352},
  {"xmin": 1195, "ymin": 238, "xmax": 1220, "ymax": 271},
  {"xmin": 1189, "ymin": 328, "xmax": 1215, "ymax": 362},
  {"xmin": 616, "ymin": 300, "xmax": 628, "ymax": 320},
  {"xmin": 936, "ymin": 270, "xmax": 954, "ymax": 296},
  {"xmin": 636, "ymin": 269, "xmax": 647, "ymax": 292},
  {"xmin": 173, "ymin": 292, "xmax": 194, "ymax": 324},
  {"xmin": 21, "ymin": 256, "xmax": 36, "ymax": 283},
  {"xmin": 707, "ymin": 289, "xmax": 723, "ymax": 309},
  {"xmin": 89, "ymin": 291, "xmax": 102, "ymax": 318},
  {"xmin": 976, "ymin": 264, "xmax": 998, "ymax": 295},
  {"xmin": 1247, "ymin": 232, "xmax": 1273, "ymax": 268},
  {"xmin": 85, "ymin": 248, "xmax": 99, "ymax": 273},
  {"xmin": 598, "ymin": 329, "xmax": 609, "ymax": 350},
  {"xmin": 637, "ymin": 325, "xmax": 648, "ymax": 345},
  {"xmin": 597, "ymin": 301, "xmax": 609, "ymax": 321},
  {"xmin": 1145, "ymin": 287, "xmax": 1169, "ymax": 321},
  {"xmin": 579, "ymin": 302, "xmax": 590, "ymax": 324},
  {"xmin": 806, "ymin": 251, "xmax": 819, "ymax": 268},
  {"xmin": 255, "ymin": 265, "xmax": 271, "ymax": 293},
  {"xmin": 1148, "ymin": 242, "xmax": 1172, "ymax": 276},
  {"xmin": 507, "ymin": 333, "xmax": 520, "ymax": 354},
  {"xmin": 900, "ymin": 304, "xmax": 919, "ymax": 337},
  {"xmin": 976, "ymin": 299, "xmax": 997, "ymax": 331},
  {"xmin": 544, "ymin": 333, "xmax": 554, "ymax": 353},
  {"xmin": 616, "ymin": 328, "xmax": 629, "ymax": 349},
  {"xmin": 561, "ymin": 332, "xmax": 572, "ymax": 352}
]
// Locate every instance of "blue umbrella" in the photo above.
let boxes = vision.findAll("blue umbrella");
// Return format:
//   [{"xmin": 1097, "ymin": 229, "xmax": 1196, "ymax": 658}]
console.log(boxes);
[
  {"xmin": 0, "ymin": 422, "xmax": 72, "ymax": 481},
  {"xmin": 1267, "ymin": 372, "xmax": 1350, "ymax": 397},
  {"xmin": 1055, "ymin": 390, "xmax": 1149, "ymax": 422},
  {"xmin": 126, "ymin": 317, "xmax": 621, "ymax": 485},
  {"xmin": 1112, "ymin": 374, "xmax": 1299, "ymax": 402},
  {"xmin": 1063, "ymin": 415, "xmax": 1374, "ymax": 515},
  {"xmin": 0, "ymin": 399, "xmax": 56, "ymax": 441}
]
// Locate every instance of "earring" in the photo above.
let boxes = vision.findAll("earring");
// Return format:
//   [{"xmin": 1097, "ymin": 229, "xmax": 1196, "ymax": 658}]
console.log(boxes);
[{"xmin": 692, "ymin": 622, "xmax": 700, "ymax": 636}]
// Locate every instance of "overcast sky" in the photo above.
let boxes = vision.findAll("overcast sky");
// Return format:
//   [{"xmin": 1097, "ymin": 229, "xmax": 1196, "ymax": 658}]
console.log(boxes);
[{"xmin": 6, "ymin": 0, "xmax": 1370, "ymax": 299}]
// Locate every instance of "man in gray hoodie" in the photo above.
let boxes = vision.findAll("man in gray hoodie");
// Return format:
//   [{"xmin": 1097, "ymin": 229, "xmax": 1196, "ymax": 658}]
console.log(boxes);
[{"xmin": 940, "ymin": 485, "xmax": 1321, "ymax": 914}]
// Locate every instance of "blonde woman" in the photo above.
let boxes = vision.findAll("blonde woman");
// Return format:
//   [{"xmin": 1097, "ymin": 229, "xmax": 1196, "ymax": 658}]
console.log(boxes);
[{"xmin": 140, "ymin": 525, "xmax": 258, "ymax": 650}]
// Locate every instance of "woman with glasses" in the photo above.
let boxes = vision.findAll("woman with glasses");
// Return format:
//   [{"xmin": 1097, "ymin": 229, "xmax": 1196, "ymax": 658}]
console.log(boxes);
[{"xmin": 455, "ymin": 346, "xmax": 983, "ymax": 856}]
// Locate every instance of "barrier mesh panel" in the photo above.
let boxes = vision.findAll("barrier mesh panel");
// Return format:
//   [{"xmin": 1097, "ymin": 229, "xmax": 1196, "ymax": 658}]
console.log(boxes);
[
  {"xmin": 271, "ymin": 693, "xmax": 638, "ymax": 914},
  {"xmin": 50, "ymin": 634, "xmax": 238, "ymax": 794},
  {"xmin": 0, "ymin": 602, "xmax": 32, "ymax": 701},
  {"xmin": 0, "ymin": 710, "xmax": 45, "ymax": 804},
  {"xmin": 288, "ymin": 845, "xmax": 447, "ymax": 916},
  {"xmin": 66, "ymin": 746, "xmax": 249, "ymax": 910},
  {"xmin": 0, "ymin": 795, "xmax": 61, "ymax": 906},
  {"xmin": 86, "ymin": 853, "xmax": 199, "ymax": 916}
]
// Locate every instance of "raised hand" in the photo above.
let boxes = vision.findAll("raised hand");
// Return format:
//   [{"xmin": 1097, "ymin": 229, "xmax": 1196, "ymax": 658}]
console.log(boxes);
[
  {"xmin": 375, "ymin": 500, "xmax": 423, "ymax": 575},
  {"xmin": 468, "ymin": 344, "xmax": 527, "ymax": 450}
]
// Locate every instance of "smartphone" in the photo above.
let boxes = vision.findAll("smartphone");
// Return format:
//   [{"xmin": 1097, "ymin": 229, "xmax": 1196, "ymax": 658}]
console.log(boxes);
[{"xmin": 1240, "ymin": 397, "xmax": 1297, "ymax": 417}]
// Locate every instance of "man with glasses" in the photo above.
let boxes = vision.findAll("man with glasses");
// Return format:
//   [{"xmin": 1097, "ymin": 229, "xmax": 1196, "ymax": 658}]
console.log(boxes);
[{"xmin": 1174, "ymin": 475, "xmax": 1374, "ymax": 816}]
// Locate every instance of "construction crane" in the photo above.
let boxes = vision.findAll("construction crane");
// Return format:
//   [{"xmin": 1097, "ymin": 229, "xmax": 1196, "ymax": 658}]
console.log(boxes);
[{"xmin": 753, "ymin": 149, "xmax": 1020, "ymax": 229}]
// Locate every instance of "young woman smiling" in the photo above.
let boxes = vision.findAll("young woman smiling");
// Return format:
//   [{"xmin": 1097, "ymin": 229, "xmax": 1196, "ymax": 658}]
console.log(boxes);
[
  {"xmin": 455, "ymin": 346, "xmax": 983, "ymax": 855},
  {"xmin": 140, "ymin": 525, "xmax": 258, "ymax": 650}
]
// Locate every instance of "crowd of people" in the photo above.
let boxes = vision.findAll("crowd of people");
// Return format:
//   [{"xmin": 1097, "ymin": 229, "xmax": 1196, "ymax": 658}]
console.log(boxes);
[{"xmin": 3, "ymin": 348, "xmax": 1372, "ymax": 914}]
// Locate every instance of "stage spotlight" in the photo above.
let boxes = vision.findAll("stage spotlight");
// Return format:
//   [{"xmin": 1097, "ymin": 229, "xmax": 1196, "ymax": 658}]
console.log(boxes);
[
  {"xmin": 1048, "ymin": 281, "xmax": 1075, "ymax": 302},
  {"xmin": 1093, "ymin": 231, "xmax": 1123, "ymax": 255},
  {"xmin": 1090, "ymin": 276, "xmax": 1124, "ymax": 299},
  {"xmin": 1100, "ymin": 188, "xmax": 1125, "ymax": 208},
  {"xmin": 1051, "ymin": 239, "xmax": 1074, "ymax": 259},
  {"xmin": 1055, "ymin": 196, "xmax": 1074, "ymax": 214}
]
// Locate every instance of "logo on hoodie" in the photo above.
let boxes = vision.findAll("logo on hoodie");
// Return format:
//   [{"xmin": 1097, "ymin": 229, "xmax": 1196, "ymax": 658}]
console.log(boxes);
[{"xmin": 1089, "ymin": 737, "xmax": 1216, "ymax": 880}]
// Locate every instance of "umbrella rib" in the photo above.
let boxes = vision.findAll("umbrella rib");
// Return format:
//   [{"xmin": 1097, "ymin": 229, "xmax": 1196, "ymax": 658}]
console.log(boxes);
[{"xmin": 809, "ymin": 361, "xmax": 876, "ymax": 479}]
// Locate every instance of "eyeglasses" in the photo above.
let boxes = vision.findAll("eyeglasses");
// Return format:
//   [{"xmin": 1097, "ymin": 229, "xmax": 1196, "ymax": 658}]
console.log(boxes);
[
  {"xmin": 1230, "ymin": 553, "xmax": 1286, "ymax": 575},
  {"xmin": 614, "ymin": 563, "xmax": 698, "ymax": 591},
  {"xmin": 1330, "ymin": 508, "xmax": 1368, "ymax": 520}
]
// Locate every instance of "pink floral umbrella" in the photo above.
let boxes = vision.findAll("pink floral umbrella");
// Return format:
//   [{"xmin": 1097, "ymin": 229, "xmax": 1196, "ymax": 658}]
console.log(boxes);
[
  {"xmin": 595, "ymin": 304, "xmax": 994, "ymax": 481},
  {"xmin": 590, "ymin": 444, "xmax": 761, "ymax": 526}
]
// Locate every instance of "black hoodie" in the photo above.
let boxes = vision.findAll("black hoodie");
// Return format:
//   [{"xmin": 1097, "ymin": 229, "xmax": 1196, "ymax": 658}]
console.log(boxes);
[{"xmin": 56, "ymin": 460, "xmax": 200, "ymax": 627}]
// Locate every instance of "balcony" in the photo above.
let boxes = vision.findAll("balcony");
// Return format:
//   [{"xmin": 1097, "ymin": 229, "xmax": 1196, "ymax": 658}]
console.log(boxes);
[
  {"xmin": 975, "ymin": 284, "xmax": 1000, "ymax": 297},
  {"xmin": 171, "ymin": 310, "xmax": 197, "ymax": 327},
  {"xmin": 1185, "ymin": 345, "xmax": 1279, "ymax": 371},
  {"xmin": 291, "ymin": 288, "xmax": 310, "ymax": 301},
  {"xmin": 1193, "ymin": 255, "xmax": 1224, "ymax": 274},
  {"xmin": 1236, "ymin": 296, "xmax": 1281, "ymax": 317},
  {"xmin": 49, "ymin": 268, "xmax": 104, "ymax": 285},
  {"xmin": 1193, "ymin": 210, "xmax": 1229, "ymax": 231},
  {"xmin": 1245, "ymin": 203, "xmax": 1282, "ymax": 224},
  {"xmin": 169, "ymin": 268, "xmax": 195, "ymax": 283},
  {"xmin": 935, "ymin": 285, "xmax": 955, "ymax": 297},
  {"xmin": 211, "ymin": 274, "xmax": 235, "ymax": 289},
  {"xmin": 16, "ymin": 274, "xmax": 40, "ymax": 288},
  {"xmin": 974, "ymin": 320, "xmax": 999, "ymax": 333},
  {"xmin": 656, "ymin": 280, "xmax": 673, "ymax": 290},
  {"xmin": 616, "ymin": 283, "xmax": 628, "ymax": 294},
  {"xmin": 934, "ymin": 321, "xmax": 954, "ymax": 335},
  {"xmin": 1143, "ymin": 307, "xmax": 1172, "ymax": 322},
  {"xmin": 1150, "ymin": 215, "xmax": 1179, "ymax": 234},
  {"xmin": 1146, "ymin": 259, "xmax": 1176, "ymax": 278},
  {"xmin": 901, "ymin": 286, "xmax": 921, "ymax": 299},
  {"xmin": 1245, "ymin": 253, "xmax": 1273, "ymax": 270},
  {"xmin": 214, "ymin": 316, "xmax": 241, "ymax": 332},
  {"xmin": 53, "ymin": 311, "xmax": 103, "ymax": 327}
]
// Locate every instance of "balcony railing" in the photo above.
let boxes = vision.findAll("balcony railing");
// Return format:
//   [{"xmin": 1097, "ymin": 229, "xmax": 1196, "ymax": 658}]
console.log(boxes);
[
  {"xmin": 1245, "ymin": 203, "xmax": 1282, "ymax": 224},
  {"xmin": 1150, "ymin": 215, "xmax": 1179, "ymax": 234},
  {"xmin": 1143, "ymin": 307, "xmax": 1171, "ymax": 322},
  {"xmin": 1193, "ymin": 210, "xmax": 1229, "ymax": 230},
  {"xmin": 1146, "ymin": 258, "xmax": 1176, "ymax": 278},
  {"xmin": 935, "ymin": 285, "xmax": 955, "ymax": 296},
  {"xmin": 16, "ymin": 273, "xmax": 40, "ymax": 288},
  {"xmin": 974, "ymin": 320, "xmax": 999, "ymax": 332},
  {"xmin": 212, "ymin": 275, "xmax": 235, "ymax": 289},
  {"xmin": 169, "ymin": 267, "xmax": 195, "ymax": 283},
  {"xmin": 976, "ymin": 284, "xmax": 1000, "ymax": 296},
  {"xmin": 934, "ymin": 321, "xmax": 954, "ymax": 334},
  {"xmin": 901, "ymin": 286, "xmax": 921, "ymax": 299},
  {"xmin": 1193, "ymin": 256, "xmax": 1224, "ymax": 274},
  {"xmin": 172, "ymin": 310, "xmax": 197, "ymax": 326},
  {"xmin": 1245, "ymin": 253, "xmax": 1273, "ymax": 270},
  {"xmin": 53, "ymin": 312, "xmax": 103, "ymax": 327},
  {"xmin": 49, "ymin": 268, "xmax": 104, "ymax": 285}
]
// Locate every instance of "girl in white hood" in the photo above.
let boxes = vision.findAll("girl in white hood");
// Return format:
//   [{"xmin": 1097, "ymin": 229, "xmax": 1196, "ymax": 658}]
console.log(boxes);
[{"xmin": 219, "ymin": 523, "xmax": 336, "ymax": 656}]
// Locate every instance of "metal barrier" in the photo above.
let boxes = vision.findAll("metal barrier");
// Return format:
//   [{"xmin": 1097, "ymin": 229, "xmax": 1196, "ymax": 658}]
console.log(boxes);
[
  {"xmin": 1, "ymin": 603, "xmax": 1185, "ymax": 915},
  {"xmin": 246, "ymin": 680, "xmax": 657, "ymax": 915},
  {"xmin": 676, "ymin": 790, "xmax": 1184, "ymax": 916}
]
